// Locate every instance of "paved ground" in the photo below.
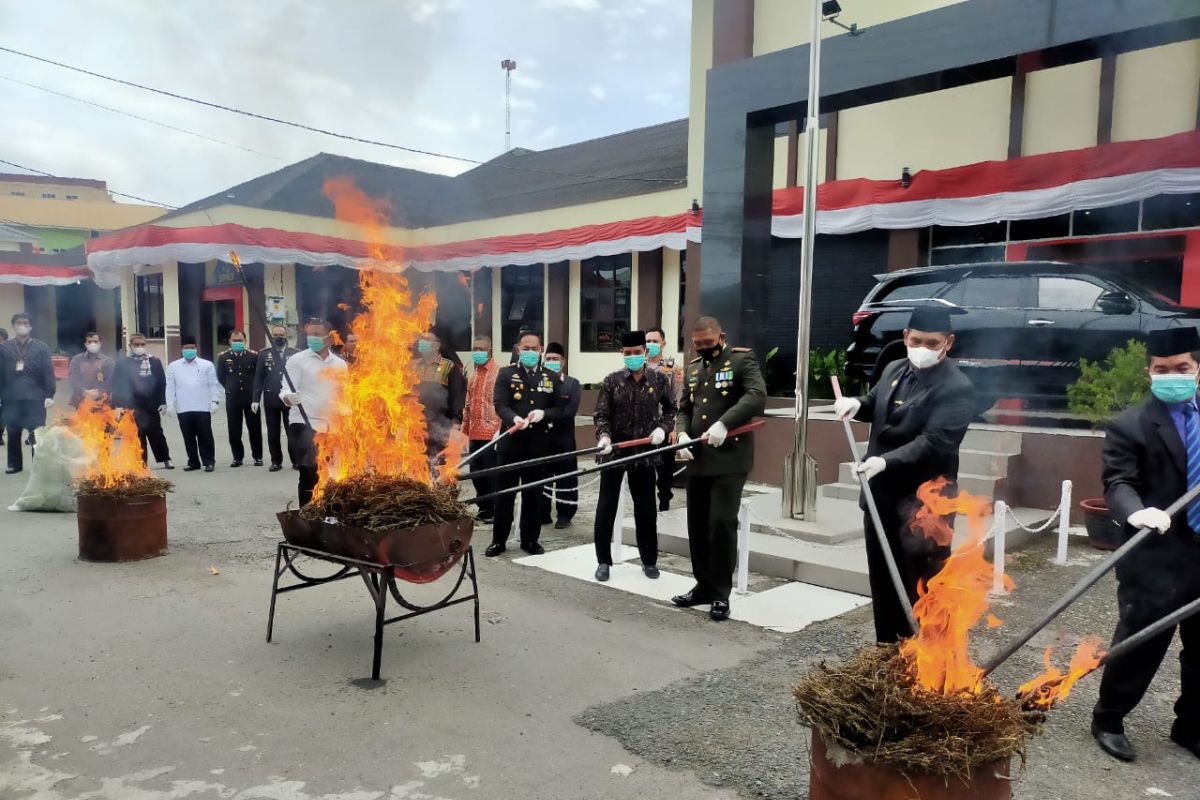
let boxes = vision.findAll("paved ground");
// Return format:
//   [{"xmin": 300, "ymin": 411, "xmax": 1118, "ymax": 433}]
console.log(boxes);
[{"xmin": 2, "ymin": 405, "xmax": 1197, "ymax": 799}]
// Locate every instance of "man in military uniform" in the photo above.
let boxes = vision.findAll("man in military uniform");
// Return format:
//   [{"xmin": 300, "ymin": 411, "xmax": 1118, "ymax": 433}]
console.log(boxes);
[
  {"xmin": 416, "ymin": 327, "xmax": 466, "ymax": 466},
  {"xmin": 672, "ymin": 316, "xmax": 766, "ymax": 620},
  {"xmin": 646, "ymin": 326, "xmax": 683, "ymax": 510},
  {"xmin": 216, "ymin": 329, "xmax": 263, "ymax": 468},
  {"xmin": 833, "ymin": 305, "xmax": 975, "ymax": 644},
  {"xmin": 485, "ymin": 330, "xmax": 567, "ymax": 557},
  {"xmin": 253, "ymin": 324, "xmax": 300, "ymax": 472}
]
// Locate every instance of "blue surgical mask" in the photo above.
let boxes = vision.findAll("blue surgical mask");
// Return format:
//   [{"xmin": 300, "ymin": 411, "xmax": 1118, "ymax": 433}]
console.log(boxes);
[
  {"xmin": 544, "ymin": 360, "xmax": 562, "ymax": 373},
  {"xmin": 472, "ymin": 351, "xmax": 489, "ymax": 365},
  {"xmin": 231, "ymin": 342, "xmax": 245, "ymax": 353},
  {"xmin": 1151, "ymin": 373, "xmax": 1198, "ymax": 404},
  {"xmin": 647, "ymin": 343, "xmax": 662, "ymax": 359},
  {"xmin": 624, "ymin": 354, "xmax": 647, "ymax": 372},
  {"xmin": 307, "ymin": 336, "xmax": 325, "ymax": 353},
  {"xmin": 418, "ymin": 340, "xmax": 434, "ymax": 355},
  {"xmin": 519, "ymin": 350, "xmax": 540, "ymax": 369},
  {"xmin": 182, "ymin": 348, "xmax": 197, "ymax": 361}
]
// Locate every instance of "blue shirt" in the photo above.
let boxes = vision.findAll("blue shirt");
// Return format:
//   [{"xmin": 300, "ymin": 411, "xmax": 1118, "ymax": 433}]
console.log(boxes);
[{"xmin": 1166, "ymin": 397, "xmax": 1199, "ymax": 445}]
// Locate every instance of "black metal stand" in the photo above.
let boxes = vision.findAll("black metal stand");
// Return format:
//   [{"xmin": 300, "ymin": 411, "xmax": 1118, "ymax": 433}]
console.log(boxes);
[{"xmin": 267, "ymin": 542, "xmax": 481, "ymax": 680}]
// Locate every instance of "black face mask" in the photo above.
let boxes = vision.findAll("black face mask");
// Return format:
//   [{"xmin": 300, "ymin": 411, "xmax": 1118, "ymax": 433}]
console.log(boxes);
[
  {"xmin": 272, "ymin": 336, "xmax": 288, "ymax": 348},
  {"xmin": 697, "ymin": 343, "xmax": 723, "ymax": 362}
]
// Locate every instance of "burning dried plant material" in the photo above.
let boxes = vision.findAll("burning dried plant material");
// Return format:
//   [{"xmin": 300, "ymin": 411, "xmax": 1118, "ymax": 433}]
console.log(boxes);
[
  {"xmin": 299, "ymin": 474, "xmax": 469, "ymax": 531},
  {"xmin": 794, "ymin": 645, "xmax": 1038, "ymax": 781},
  {"xmin": 69, "ymin": 399, "xmax": 173, "ymax": 499},
  {"xmin": 75, "ymin": 474, "xmax": 174, "ymax": 500}
]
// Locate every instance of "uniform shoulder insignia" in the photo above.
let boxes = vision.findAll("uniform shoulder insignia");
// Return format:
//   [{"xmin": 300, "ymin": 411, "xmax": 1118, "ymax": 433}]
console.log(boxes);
[
  {"xmin": 731, "ymin": 347, "xmax": 753, "ymax": 353},
  {"xmin": 688, "ymin": 355, "xmax": 703, "ymax": 364}
]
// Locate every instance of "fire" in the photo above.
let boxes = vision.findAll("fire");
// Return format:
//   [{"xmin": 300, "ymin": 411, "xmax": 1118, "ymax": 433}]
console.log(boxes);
[
  {"xmin": 1017, "ymin": 638, "xmax": 1106, "ymax": 709},
  {"xmin": 312, "ymin": 177, "xmax": 439, "ymax": 497},
  {"xmin": 69, "ymin": 398, "xmax": 148, "ymax": 488},
  {"xmin": 435, "ymin": 428, "xmax": 471, "ymax": 486}
]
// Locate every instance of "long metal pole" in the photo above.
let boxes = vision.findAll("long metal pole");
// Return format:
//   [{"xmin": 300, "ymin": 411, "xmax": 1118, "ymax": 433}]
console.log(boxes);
[
  {"xmin": 788, "ymin": 0, "xmax": 823, "ymax": 519},
  {"xmin": 982, "ymin": 481, "xmax": 1200, "ymax": 677},
  {"xmin": 1100, "ymin": 594, "xmax": 1200, "ymax": 666}
]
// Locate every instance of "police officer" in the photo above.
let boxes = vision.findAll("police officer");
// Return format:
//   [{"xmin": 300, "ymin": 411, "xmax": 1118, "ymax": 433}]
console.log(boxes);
[
  {"xmin": 216, "ymin": 329, "xmax": 263, "ymax": 467},
  {"xmin": 672, "ymin": 316, "xmax": 766, "ymax": 620},
  {"xmin": 253, "ymin": 324, "xmax": 300, "ymax": 472},
  {"xmin": 485, "ymin": 330, "xmax": 566, "ymax": 557},
  {"xmin": 646, "ymin": 326, "xmax": 683, "ymax": 510},
  {"xmin": 833, "ymin": 305, "xmax": 975, "ymax": 644},
  {"xmin": 542, "ymin": 342, "xmax": 581, "ymax": 529},
  {"xmin": 416, "ymin": 327, "xmax": 466, "ymax": 465}
]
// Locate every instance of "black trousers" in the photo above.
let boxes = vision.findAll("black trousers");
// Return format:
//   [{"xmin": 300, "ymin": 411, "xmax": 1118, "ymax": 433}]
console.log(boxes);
[
  {"xmin": 492, "ymin": 459, "xmax": 548, "ymax": 547},
  {"xmin": 685, "ymin": 472, "xmax": 747, "ymax": 602},
  {"xmin": 263, "ymin": 404, "xmax": 296, "ymax": 467},
  {"xmin": 594, "ymin": 463, "xmax": 658, "ymax": 566},
  {"xmin": 226, "ymin": 402, "xmax": 262, "ymax": 461},
  {"xmin": 467, "ymin": 440, "xmax": 499, "ymax": 517},
  {"xmin": 544, "ymin": 453, "xmax": 578, "ymax": 523},
  {"xmin": 177, "ymin": 411, "xmax": 215, "ymax": 468},
  {"xmin": 4, "ymin": 398, "xmax": 46, "ymax": 470},
  {"xmin": 656, "ymin": 456, "xmax": 675, "ymax": 507},
  {"xmin": 291, "ymin": 423, "xmax": 318, "ymax": 507},
  {"xmin": 132, "ymin": 406, "xmax": 171, "ymax": 464},
  {"xmin": 1093, "ymin": 578, "xmax": 1200, "ymax": 737}
]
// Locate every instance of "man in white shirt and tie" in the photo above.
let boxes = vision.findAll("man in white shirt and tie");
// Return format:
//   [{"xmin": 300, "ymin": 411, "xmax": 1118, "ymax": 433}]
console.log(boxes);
[
  {"xmin": 166, "ymin": 334, "xmax": 222, "ymax": 472},
  {"xmin": 282, "ymin": 318, "xmax": 348, "ymax": 505}
]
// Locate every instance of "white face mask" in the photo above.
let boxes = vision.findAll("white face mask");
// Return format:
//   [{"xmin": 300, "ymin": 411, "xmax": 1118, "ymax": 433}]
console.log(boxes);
[
  {"xmin": 86, "ymin": 342, "xmax": 101, "ymax": 354},
  {"xmin": 131, "ymin": 346, "xmax": 146, "ymax": 356},
  {"xmin": 14, "ymin": 324, "xmax": 31, "ymax": 337},
  {"xmin": 907, "ymin": 346, "xmax": 944, "ymax": 370}
]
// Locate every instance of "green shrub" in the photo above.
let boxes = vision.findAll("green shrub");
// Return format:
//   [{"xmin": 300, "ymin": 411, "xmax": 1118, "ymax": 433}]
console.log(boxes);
[{"xmin": 1067, "ymin": 339, "xmax": 1149, "ymax": 425}]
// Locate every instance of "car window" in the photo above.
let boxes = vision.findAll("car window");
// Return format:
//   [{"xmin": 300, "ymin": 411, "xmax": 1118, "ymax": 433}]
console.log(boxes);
[
  {"xmin": 1036, "ymin": 277, "xmax": 1106, "ymax": 310},
  {"xmin": 941, "ymin": 276, "xmax": 1030, "ymax": 308},
  {"xmin": 876, "ymin": 279, "xmax": 949, "ymax": 303}
]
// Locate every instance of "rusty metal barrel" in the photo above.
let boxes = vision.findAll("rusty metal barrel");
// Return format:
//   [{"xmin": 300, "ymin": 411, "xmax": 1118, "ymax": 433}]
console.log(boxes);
[
  {"xmin": 809, "ymin": 735, "xmax": 1011, "ymax": 800},
  {"xmin": 77, "ymin": 494, "xmax": 168, "ymax": 562}
]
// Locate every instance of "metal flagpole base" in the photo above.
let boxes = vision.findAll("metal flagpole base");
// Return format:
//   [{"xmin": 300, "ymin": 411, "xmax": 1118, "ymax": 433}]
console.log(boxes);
[{"xmin": 782, "ymin": 452, "xmax": 819, "ymax": 520}]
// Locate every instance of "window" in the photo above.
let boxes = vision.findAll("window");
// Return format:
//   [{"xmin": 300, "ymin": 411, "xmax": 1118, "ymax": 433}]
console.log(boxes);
[
  {"xmin": 499, "ymin": 264, "xmax": 544, "ymax": 350},
  {"xmin": 1036, "ymin": 277, "xmax": 1106, "ymax": 310},
  {"xmin": 930, "ymin": 245, "xmax": 1006, "ymax": 266},
  {"xmin": 878, "ymin": 278, "xmax": 950, "ymax": 303},
  {"xmin": 432, "ymin": 271, "xmax": 473, "ymax": 352},
  {"xmin": 9, "ymin": 190, "xmax": 24, "ymax": 197},
  {"xmin": 41, "ymin": 192, "xmax": 55, "ymax": 199},
  {"xmin": 931, "ymin": 222, "xmax": 1006, "ymax": 248},
  {"xmin": 942, "ymin": 275, "xmax": 1030, "ymax": 308},
  {"xmin": 1010, "ymin": 214, "xmax": 1071, "ymax": 241},
  {"xmin": 1073, "ymin": 202, "xmax": 1139, "ymax": 236},
  {"xmin": 65, "ymin": 194, "xmax": 79, "ymax": 201},
  {"xmin": 1143, "ymin": 193, "xmax": 1200, "ymax": 231},
  {"xmin": 136, "ymin": 274, "xmax": 165, "ymax": 339},
  {"xmin": 579, "ymin": 254, "xmax": 632, "ymax": 352}
]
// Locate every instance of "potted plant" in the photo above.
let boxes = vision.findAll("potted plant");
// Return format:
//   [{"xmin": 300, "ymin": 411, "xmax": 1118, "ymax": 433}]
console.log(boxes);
[{"xmin": 1066, "ymin": 339, "xmax": 1149, "ymax": 550}]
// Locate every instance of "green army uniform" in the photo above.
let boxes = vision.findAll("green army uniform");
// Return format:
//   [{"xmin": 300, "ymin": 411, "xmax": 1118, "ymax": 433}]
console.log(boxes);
[{"xmin": 676, "ymin": 344, "xmax": 767, "ymax": 602}]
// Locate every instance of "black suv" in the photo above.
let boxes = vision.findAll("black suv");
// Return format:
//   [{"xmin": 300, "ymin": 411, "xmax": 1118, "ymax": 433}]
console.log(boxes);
[{"xmin": 845, "ymin": 261, "xmax": 1200, "ymax": 408}]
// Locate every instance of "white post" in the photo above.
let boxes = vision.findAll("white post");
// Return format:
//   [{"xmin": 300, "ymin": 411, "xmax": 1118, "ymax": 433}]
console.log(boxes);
[
  {"xmin": 1055, "ymin": 480, "xmax": 1072, "ymax": 566},
  {"xmin": 991, "ymin": 500, "xmax": 1008, "ymax": 596},
  {"xmin": 611, "ymin": 474, "xmax": 627, "ymax": 566},
  {"xmin": 736, "ymin": 502, "xmax": 751, "ymax": 595}
]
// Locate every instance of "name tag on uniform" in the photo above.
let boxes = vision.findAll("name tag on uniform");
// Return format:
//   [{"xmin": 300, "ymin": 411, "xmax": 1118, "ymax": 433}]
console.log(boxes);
[{"xmin": 15, "ymin": 359, "xmax": 24, "ymax": 372}]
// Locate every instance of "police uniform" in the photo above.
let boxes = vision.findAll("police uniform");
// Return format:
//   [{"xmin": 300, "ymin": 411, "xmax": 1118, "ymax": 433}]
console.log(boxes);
[
  {"xmin": 651, "ymin": 357, "xmax": 684, "ymax": 509},
  {"xmin": 417, "ymin": 354, "xmax": 466, "ymax": 462},
  {"xmin": 674, "ymin": 343, "xmax": 766, "ymax": 612},
  {"xmin": 488, "ymin": 360, "xmax": 567, "ymax": 554},
  {"xmin": 216, "ymin": 346, "xmax": 262, "ymax": 466},
  {"xmin": 543, "ymin": 342, "xmax": 581, "ymax": 528},
  {"xmin": 253, "ymin": 344, "xmax": 300, "ymax": 470}
]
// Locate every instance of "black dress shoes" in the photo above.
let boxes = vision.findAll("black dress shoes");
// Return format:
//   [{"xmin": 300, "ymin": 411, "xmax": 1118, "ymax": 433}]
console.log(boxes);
[
  {"xmin": 4, "ymin": 467, "xmax": 20, "ymax": 475},
  {"xmin": 183, "ymin": 465, "xmax": 201, "ymax": 472},
  {"xmin": 204, "ymin": 465, "xmax": 215, "ymax": 473},
  {"xmin": 1169, "ymin": 725, "xmax": 1200, "ymax": 759},
  {"xmin": 554, "ymin": 518, "xmax": 572, "ymax": 529},
  {"xmin": 595, "ymin": 564, "xmax": 610, "ymax": 582},
  {"xmin": 709, "ymin": 600, "xmax": 730, "ymax": 621},
  {"xmin": 269, "ymin": 463, "xmax": 283, "ymax": 472},
  {"xmin": 643, "ymin": 565, "xmax": 660, "ymax": 579},
  {"xmin": 230, "ymin": 460, "xmax": 243, "ymax": 468},
  {"xmin": 162, "ymin": 460, "xmax": 174, "ymax": 470},
  {"xmin": 253, "ymin": 459, "xmax": 263, "ymax": 467},
  {"xmin": 521, "ymin": 542, "xmax": 546, "ymax": 555},
  {"xmin": 484, "ymin": 543, "xmax": 506, "ymax": 557},
  {"xmin": 671, "ymin": 589, "xmax": 709, "ymax": 608},
  {"xmin": 1092, "ymin": 721, "xmax": 1136, "ymax": 762}
]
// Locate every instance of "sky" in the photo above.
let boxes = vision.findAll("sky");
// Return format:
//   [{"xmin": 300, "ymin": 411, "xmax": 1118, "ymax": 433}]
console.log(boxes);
[{"xmin": 0, "ymin": 0, "xmax": 692, "ymax": 209}]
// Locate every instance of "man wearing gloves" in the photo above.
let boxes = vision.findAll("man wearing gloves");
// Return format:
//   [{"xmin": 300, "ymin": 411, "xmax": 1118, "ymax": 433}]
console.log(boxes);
[
  {"xmin": 543, "ymin": 342, "xmax": 581, "ymax": 529},
  {"xmin": 166, "ymin": 334, "xmax": 222, "ymax": 473},
  {"xmin": 111, "ymin": 332, "xmax": 172, "ymax": 469},
  {"xmin": 833, "ymin": 305, "xmax": 975, "ymax": 644},
  {"xmin": 252, "ymin": 324, "xmax": 300, "ymax": 472},
  {"xmin": 592, "ymin": 331, "xmax": 677, "ymax": 581},
  {"xmin": 671, "ymin": 316, "xmax": 766, "ymax": 620},
  {"xmin": 0, "ymin": 312, "xmax": 56, "ymax": 474},
  {"xmin": 282, "ymin": 319, "xmax": 347, "ymax": 506},
  {"xmin": 216, "ymin": 329, "xmax": 262, "ymax": 468},
  {"xmin": 1089, "ymin": 325, "xmax": 1200, "ymax": 763}
]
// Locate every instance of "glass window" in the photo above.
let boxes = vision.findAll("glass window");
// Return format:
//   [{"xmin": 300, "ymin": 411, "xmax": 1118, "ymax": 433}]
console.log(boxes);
[
  {"xmin": 433, "ymin": 271, "xmax": 473, "ymax": 352},
  {"xmin": 41, "ymin": 192, "xmax": 55, "ymax": 199},
  {"xmin": 9, "ymin": 191, "xmax": 24, "ymax": 197},
  {"xmin": 65, "ymin": 194, "xmax": 79, "ymax": 201},
  {"xmin": 136, "ymin": 274, "xmax": 165, "ymax": 339},
  {"xmin": 930, "ymin": 244, "xmax": 1006, "ymax": 266},
  {"xmin": 1036, "ymin": 276, "xmax": 1106, "ymax": 310},
  {"xmin": 942, "ymin": 275, "xmax": 1029, "ymax": 308},
  {"xmin": 500, "ymin": 264, "xmax": 544, "ymax": 351},
  {"xmin": 877, "ymin": 278, "xmax": 949, "ymax": 303},
  {"xmin": 1010, "ymin": 214, "xmax": 1071, "ymax": 241},
  {"xmin": 579, "ymin": 254, "xmax": 632, "ymax": 352},
  {"xmin": 1072, "ymin": 202, "xmax": 1139, "ymax": 236},
  {"xmin": 1143, "ymin": 193, "xmax": 1200, "ymax": 231},
  {"xmin": 931, "ymin": 222, "xmax": 1006, "ymax": 248}
]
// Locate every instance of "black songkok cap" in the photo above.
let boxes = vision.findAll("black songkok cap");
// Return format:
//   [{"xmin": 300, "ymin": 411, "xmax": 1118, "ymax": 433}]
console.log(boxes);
[
  {"xmin": 907, "ymin": 305, "xmax": 966, "ymax": 333},
  {"xmin": 621, "ymin": 330, "xmax": 647, "ymax": 347},
  {"xmin": 546, "ymin": 342, "xmax": 566, "ymax": 356},
  {"xmin": 1147, "ymin": 326, "xmax": 1200, "ymax": 358}
]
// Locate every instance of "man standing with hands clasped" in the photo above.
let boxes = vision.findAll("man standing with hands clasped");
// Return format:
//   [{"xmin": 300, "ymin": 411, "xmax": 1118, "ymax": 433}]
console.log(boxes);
[
  {"xmin": 217, "ymin": 329, "xmax": 263, "ymax": 468},
  {"xmin": 166, "ymin": 334, "xmax": 222, "ymax": 473},
  {"xmin": 833, "ymin": 305, "xmax": 975, "ymax": 644},
  {"xmin": 1089, "ymin": 326, "xmax": 1200, "ymax": 764}
]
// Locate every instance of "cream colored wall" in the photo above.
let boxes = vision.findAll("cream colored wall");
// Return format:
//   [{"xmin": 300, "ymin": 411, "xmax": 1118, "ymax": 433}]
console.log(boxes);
[
  {"xmin": 1023, "ymin": 60, "xmax": 1101, "ymax": 155},
  {"xmin": 0, "ymin": 180, "xmax": 110, "ymax": 202},
  {"xmin": 0, "ymin": 196, "xmax": 163, "ymax": 231},
  {"xmin": 687, "ymin": 0, "xmax": 714, "ymax": 200},
  {"xmin": 0, "ymin": 284, "xmax": 24, "ymax": 335},
  {"xmin": 772, "ymin": 128, "xmax": 829, "ymax": 189},
  {"xmin": 837, "ymin": 78, "xmax": 1011, "ymax": 180},
  {"xmin": 660, "ymin": 247, "xmax": 682, "ymax": 362},
  {"xmin": 0, "ymin": 241, "xmax": 21, "ymax": 252},
  {"xmin": 1113, "ymin": 39, "xmax": 1200, "ymax": 143},
  {"xmin": 751, "ymin": 0, "xmax": 965, "ymax": 56}
]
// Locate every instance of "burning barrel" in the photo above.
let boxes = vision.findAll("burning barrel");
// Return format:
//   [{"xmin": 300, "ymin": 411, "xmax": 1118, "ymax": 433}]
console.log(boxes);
[{"xmin": 78, "ymin": 492, "xmax": 168, "ymax": 562}]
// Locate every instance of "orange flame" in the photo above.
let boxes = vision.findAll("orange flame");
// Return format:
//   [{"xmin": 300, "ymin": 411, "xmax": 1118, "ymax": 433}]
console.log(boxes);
[
  {"xmin": 435, "ymin": 427, "xmax": 471, "ymax": 485},
  {"xmin": 69, "ymin": 399, "xmax": 149, "ymax": 488},
  {"xmin": 899, "ymin": 477, "xmax": 1007, "ymax": 694},
  {"xmin": 1017, "ymin": 638, "xmax": 1106, "ymax": 709},
  {"xmin": 312, "ymin": 177, "xmax": 439, "ymax": 497}
]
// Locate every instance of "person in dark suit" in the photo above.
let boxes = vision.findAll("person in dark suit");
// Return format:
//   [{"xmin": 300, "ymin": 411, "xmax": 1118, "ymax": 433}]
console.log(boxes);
[
  {"xmin": 542, "ymin": 342, "xmax": 581, "ymax": 529},
  {"xmin": 1090, "ymin": 326, "xmax": 1200, "ymax": 763},
  {"xmin": 0, "ymin": 312, "xmax": 56, "ymax": 474},
  {"xmin": 252, "ymin": 324, "xmax": 300, "ymax": 472},
  {"xmin": 111, "ymin": 332, "xmax": 172, "ymax": 469},
  {"xmin": 216, "ymin": 329, "xmax": 262, "ymax": 467},
  {"xmin": 834, "ymin": 305, "xmax": 976, "ymax": 644}
]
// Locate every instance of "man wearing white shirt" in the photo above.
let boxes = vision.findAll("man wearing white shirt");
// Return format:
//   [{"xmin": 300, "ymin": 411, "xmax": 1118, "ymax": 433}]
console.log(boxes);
[
  {"xmin": 166, "ymin": 333, "xmax": 222, "ymax": 472},
  {"xmin": 282, "ymin": 318, "xmax": 347, "ymax": 505}
]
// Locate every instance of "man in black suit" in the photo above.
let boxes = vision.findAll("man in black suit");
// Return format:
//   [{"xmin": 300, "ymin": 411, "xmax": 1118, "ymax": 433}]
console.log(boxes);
[
  {"xmin": 834, "ymin": 305, "xmax": 975, "ymax": 644},
  {"xmin": 1090, "ymin": 326, "xmax": 1200, "ymax": 763},
  {"xmin": 542, "ymin": 342, "xmax": 581, "ymax": 529}
]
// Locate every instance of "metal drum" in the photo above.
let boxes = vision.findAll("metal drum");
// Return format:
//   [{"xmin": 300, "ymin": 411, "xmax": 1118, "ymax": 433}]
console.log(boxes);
[{"xmin": 78, "ymin": 494, "xmax": 168, "ymax": 562}]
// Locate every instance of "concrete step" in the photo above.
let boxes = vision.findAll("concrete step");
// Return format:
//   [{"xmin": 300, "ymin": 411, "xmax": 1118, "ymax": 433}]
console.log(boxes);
[
  {"xmin": 744, "ymin": 491, "xmax": 864, "ymax": 545},
  {"xmin": 823, "ymin": 471, "xmax": 1001, "ymax": 502},
  {"xmin": 960, "ymin": 448, "xmax": 1012, "ymax": 478},
  {"xmin": 962, "ymin": 428, "xmax": 1023, "ymax": 455}
]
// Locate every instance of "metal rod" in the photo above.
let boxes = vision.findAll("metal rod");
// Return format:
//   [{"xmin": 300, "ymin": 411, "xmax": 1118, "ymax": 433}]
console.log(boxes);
[
  {"xmin": 982, "ymin": 481, "xmax": 1200, "ymax": 677},
  {"xmin": 460, "ymin": 434, "xmax": 653, "ymax": 481},
  {"xmin": 831, "ymin": 377, "xmax": 917, "ymax": 635},
  {"xmin": 457, "ymin": 425, "xmax": 519, "ymax": 469},
  {"xmin": 469, "ymin": 420, "xmax": 765, "ymax": 505},
  {"xmin": 1100, "ymin": 594, "xmax": 1200, "ymax": 667}
]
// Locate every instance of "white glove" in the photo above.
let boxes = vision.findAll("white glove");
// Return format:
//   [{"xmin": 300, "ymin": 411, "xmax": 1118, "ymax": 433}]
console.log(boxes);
[
  {"xmin": 855, "ymin": 456, "xmax": 887, "ymax": 480},
  {"xmin": 1128, "ymin": 507, "xmax": 1172, "ymax": 534},
  {"xmin": 596, "ymin": 435, "xmax": 613, "ymax": 455},
  {"xmin": 250, "ymin": 402, "xmax": 260, "ymax": 413},
  {"xmin": 512, "ymin": 415, "xmax": 528, "ymax": 430},
  {"xmin": 677, "ymin": 432, "xmax": 695, "ymax": 462},
  {"xmin": 705, "ymin": 421, "xmax": 728, "ymax": 448},
  {"xmin": 43, "ymin": 398, "xmax": 54, "ymax": 409},
  {"xmin": 157, "ymin": 405, "xmax": 167, "ymax": 415},
  {"xmin": 649, "ymin": 427, "xmax": 666, "ymax": 446},
  {"xmin": 164, "ymin": 405, "xmax": 176, "ymax": 417},
  {"xmin": 834, "ymin": 397, "xmax": 861, "ymax": 421},
  {"xmin": 527, "ymin": 409, "xmax": 545, "ymax": 424},
  {"xmin": 209, "ymin": 400, "xmax": 219, "ymax": 413},
  {"xmin": 282, "ymin": 393, "xmax": 301, "ymax": 407}
]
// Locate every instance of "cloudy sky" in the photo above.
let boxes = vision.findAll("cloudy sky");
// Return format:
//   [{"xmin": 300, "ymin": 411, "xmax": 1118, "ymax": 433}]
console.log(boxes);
[{"xmin": 0, "ymin": 0, "xmax": 691, "ymax": 208}]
